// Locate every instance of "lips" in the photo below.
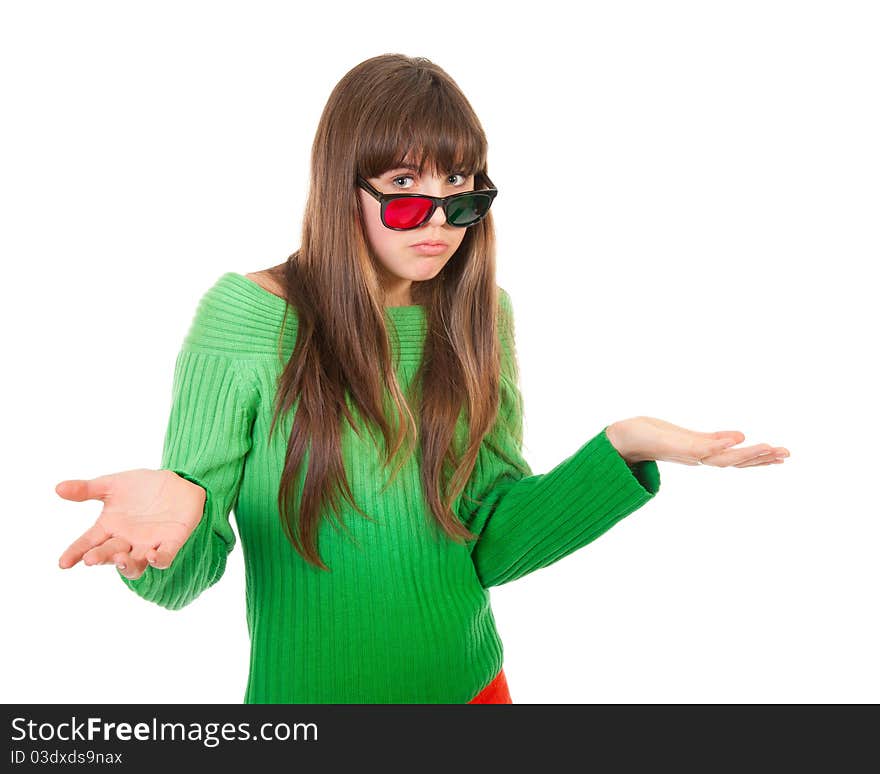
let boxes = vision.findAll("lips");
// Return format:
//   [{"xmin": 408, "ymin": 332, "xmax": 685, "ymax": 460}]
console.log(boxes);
[{"xmin": 411, "ymin": 240, "xmax": 448, "ymax": 247}]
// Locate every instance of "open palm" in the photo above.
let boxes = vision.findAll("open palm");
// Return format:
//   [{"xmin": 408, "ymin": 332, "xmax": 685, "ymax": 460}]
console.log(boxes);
[
  {"xmin": 56, "ymin": 468, "xmax": 206, "ymax": 580},
  {"xmin": 608, "ymin": 416, "xmax": 790, "ymax": 467}
]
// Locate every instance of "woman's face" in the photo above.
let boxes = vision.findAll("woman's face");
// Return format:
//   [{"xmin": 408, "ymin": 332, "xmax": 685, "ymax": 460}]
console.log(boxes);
[{"xmin": 358, "ymin": 165, "xmax": 474, "ymax": 305}]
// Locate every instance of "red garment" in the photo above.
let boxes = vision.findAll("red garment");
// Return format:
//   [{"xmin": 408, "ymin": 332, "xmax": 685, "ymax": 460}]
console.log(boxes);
[{"xmin": 468, "ymin": 668, "xmax": 512, "ymax": 704}]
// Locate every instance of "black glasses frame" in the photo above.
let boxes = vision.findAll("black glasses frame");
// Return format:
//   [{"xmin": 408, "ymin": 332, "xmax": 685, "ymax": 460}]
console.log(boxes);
[{"xmin": 356, "ymin": 172, "xmax": 498, "ymax": 231}]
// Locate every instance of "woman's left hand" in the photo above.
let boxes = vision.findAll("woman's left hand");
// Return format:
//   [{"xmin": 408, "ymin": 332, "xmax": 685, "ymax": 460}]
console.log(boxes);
[{"xmin": 605, "ymin": 416, "xmax": 790, "ymax": 468}]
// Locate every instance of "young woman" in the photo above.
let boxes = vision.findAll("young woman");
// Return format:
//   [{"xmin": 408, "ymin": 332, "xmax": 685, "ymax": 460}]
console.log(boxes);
[{"xmin": 56, "ymin": 54, "xmax": 790, "ymax": 704}]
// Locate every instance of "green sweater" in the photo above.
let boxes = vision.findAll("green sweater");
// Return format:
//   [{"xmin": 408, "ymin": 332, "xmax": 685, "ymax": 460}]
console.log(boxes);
[{"xmin": 119, "ymin": 272, "xmax": 661, "ymax": 703}]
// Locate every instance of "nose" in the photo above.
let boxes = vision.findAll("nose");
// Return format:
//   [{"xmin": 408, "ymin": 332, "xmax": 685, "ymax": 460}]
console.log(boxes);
[{"xmin": 426, "ymin": 200, "xmax": 447, "ymax": 227}]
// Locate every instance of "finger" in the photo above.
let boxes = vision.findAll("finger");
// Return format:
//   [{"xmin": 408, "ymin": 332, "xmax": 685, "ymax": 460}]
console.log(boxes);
[
  {"xmin": 55, "ymin": 476, "xmax": 113, "ymax": 503},
  {"xmin": 58, "ymin": 522, "xmax": 111, "ymax": 569},
  {"xmin": 693, "ymin": 434, "xmax": 745, "ymax": 461},
  {"xmin": 707, "ymin": 434, "xmax": 790, "ymax": 461},
  {"xmin": 701, "ymin": 444, "xmax": 772, "ymax": 466},
  {"xmin": 82, "ymin": 537, "xmax": 133, "ymax": 567},
  {"xmin": 116, "ymin": 556, "xmax": 149, "ymax": 581},
  {"xmin": 733, "ymin": 450, "xmax": 780, "ymax": 468},
  {"xmin": 735, "ymin": 457, "xmax": 783, "ymax": 468},
  {"xmin": 111, "ymin": 549, "xmax": 132, "ymax": 573},
  {"xmin": 146, "ymin": 538, "xmax": 185, "ymax": 570},
  {"xmin": 128, "ymin": 543, "xmax": 150, "ymax": 568},
  {"xmin": 729, "ymin": 446, "xmax": 789, "ymax": 465},
  {"xmin": 707, "ymin": 431, "xmax": 744, "ymax": 448}
]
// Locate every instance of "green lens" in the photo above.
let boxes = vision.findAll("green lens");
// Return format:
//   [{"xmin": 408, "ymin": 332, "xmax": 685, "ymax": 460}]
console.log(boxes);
[{"xmin": 447, "ymin": 193, "xmax": 492, "ymax": 226}]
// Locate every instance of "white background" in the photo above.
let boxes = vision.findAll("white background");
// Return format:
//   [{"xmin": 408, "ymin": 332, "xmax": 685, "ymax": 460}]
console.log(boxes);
[{"xmin": 3, "ymin": 0, "xmax": 877, "ymax": 704}]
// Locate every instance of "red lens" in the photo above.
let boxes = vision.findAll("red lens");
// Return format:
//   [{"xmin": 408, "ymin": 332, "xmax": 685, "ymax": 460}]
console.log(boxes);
[{"xmin": 384, "ymin": 197, "xmax": 433, "ymax": 229}]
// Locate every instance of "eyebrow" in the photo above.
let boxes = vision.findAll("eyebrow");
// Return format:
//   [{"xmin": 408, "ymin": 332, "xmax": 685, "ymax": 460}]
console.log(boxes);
[{"xmin": 385, "ymin": 165, "xmax": 470, "ymax": 176}]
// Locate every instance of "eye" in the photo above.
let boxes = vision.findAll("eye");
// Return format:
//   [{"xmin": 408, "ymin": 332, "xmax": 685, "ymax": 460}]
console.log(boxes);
[
  {"xmin": 390, "ymin": 172, "xmax": 470, "ymax": 190},
  {"xmin": 391, "ymin": 175, "xmax": 415, "ymax": 189}
]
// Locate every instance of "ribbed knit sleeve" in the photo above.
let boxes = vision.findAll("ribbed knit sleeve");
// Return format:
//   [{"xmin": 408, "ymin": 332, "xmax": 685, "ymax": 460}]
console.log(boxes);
[
  {"xmin": 461, "ymin": 290, "xmax": 661, "ymax": 589},
  {"xmin": 118, "ymin": 287, "xmax": 258, "ymax": 610}
]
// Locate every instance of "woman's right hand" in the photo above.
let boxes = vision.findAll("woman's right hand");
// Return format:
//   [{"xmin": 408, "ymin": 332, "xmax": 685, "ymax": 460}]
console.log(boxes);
[{"xmin": 56, "ymin": 469, "xmax": 207, "ymax": 581}]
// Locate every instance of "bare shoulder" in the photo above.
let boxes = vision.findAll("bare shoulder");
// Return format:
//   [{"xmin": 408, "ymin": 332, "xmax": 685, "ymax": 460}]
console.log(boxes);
[{"xmin": 243, "ymin": 265, "xmax": 286, "ymax": 299}]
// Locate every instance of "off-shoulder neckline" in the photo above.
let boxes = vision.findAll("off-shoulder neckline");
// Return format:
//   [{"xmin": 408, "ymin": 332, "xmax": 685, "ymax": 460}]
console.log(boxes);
[{"xmin": 224, "ymin": 272, "xmax": 426, "ymax": 315}]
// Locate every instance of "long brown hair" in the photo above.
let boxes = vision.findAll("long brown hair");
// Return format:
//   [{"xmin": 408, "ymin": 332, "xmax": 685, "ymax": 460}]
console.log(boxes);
[{"xmin": 266, "ymin": 53, "xmax": 528, "ymax": 570}]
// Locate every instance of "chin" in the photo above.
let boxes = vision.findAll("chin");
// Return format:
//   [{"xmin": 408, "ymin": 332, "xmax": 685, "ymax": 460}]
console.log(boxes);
[{"xmin": 411, "ymin": 261, "xmax": 448, "ymax": 281}]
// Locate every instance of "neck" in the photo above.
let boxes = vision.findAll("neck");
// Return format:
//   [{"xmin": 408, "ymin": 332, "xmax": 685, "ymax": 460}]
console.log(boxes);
[{"xmin": 382, "ymin": 281, "xmax": 414, "ymax": 308}]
